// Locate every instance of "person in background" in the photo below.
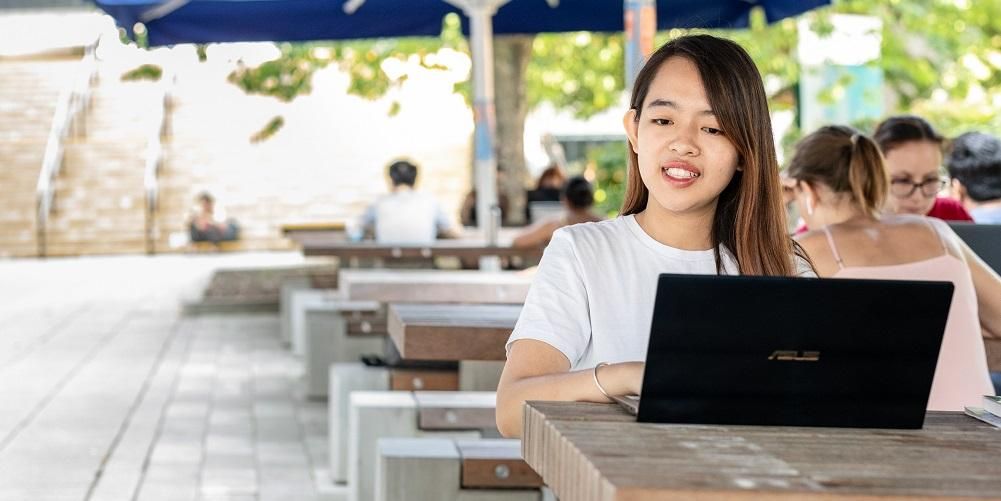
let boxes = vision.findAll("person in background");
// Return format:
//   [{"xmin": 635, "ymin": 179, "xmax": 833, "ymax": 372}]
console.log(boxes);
[
  {"xmin": 873, "ymin": 115, "xmax": 974, "ymax": 221},
  {"xmin": 357, "ymin": 160, "xmax": 458, "ymax": 244},
  {"xmin": 946, "ymin": 131, "xmax": 1001, "ymax": 224},
  {"xmin": 512, "ymin": 176, "xmax": 603, "ymax": 248},
  {"xmin": 458, "ymin": 169, "xmax": 512, "ymax": 229},
  {"xmin": 787, "ymin": 125, "xmax": 1000, "ymax": 410},
  {"xmin": 189, "ymin": 191, "xmax": 239, "ymax": 244},
  {"xmin": 524, "ymin": 164, "xmax": 567, "ymax": 223}
]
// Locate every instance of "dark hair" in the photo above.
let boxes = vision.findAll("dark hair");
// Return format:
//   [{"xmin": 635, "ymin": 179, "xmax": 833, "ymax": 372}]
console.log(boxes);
[
  {"xmin": 873, "ymin": 115, "xmax": 945, "ymax": 154},
  {"xmin": 562, "ymin": 175, "xmax": 594, "ymax": 210},
  {"xmin": 536, "ymin": 164, "xmax": 567, "ymax": 189},
  {"xmin": 388, "ymin": 160, "xmax": 418, "ymax": 187},
  {"xmin": 197, "ymin": 191, "xmax": 214, "ymax": 204},
  {"xmin": 787, "ymin": 126, "xmax": 889, "ymax": 218},
  {"xmin": 621, "ymin": 34, "xmax": 799, "ymax": 276},
  {"xmin": 947, "ymin": 131, "xmax": 1001, "ymax": 202}
]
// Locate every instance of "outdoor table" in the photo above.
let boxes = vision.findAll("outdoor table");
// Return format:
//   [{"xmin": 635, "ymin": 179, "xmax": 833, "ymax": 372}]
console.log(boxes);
[
  {"xmin": 522, "ymin": 401, "xmax": 1001, "ymax": 501},
  {"xmin": 281, "ymin": 221, "xmax": 347, "ymax": 245},
  {"xmin": 339, "ymin": 269, "xmax": 532, "ymax": 304},
  {"xmin": 387, "ymin": 303, "xmax": 521, "ymax": 361},
  {"xmin": 301, "ymin": 239, "xmax": 544, "ymax": 261}
]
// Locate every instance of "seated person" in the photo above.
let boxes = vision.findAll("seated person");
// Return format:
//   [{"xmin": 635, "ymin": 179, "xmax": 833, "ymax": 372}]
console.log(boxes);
[
  {"xmin": 873, "ymin": 115, "xmax": 974, "ymax": 221},
  {"xmin": 524, "ymin": 164, "xmax": 567, "ymax": 223},
  {"xmin": 512, "ymin": 176, "xmax": 603, "ymax": 248},
  {"xmin": 189, "ymin": 192, "xmax": 239, "ymax": 244},
  {"xmin": 358, "ymin": 160, "xmax": 458, "ymax": 244},
  {"xmin": 946, "ymin": 131, "xmax": 1001, "ymax": 223},
  {"xmin": 787, "ymin": 125, "xmax": 1001, "ymax": 410},
  {"xmin": 460, "ymin": 167, "xmax": 511, "ymax": 228}
]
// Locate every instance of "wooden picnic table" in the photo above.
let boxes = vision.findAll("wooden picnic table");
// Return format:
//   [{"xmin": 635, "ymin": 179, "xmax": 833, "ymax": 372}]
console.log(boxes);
[
  {"xmin": 522, "ymin": 401, "xmax": 1001, "ymax": 501},
  {"xmin": 339, "ymin": 269, "xmax": 532, "ymax": 304},
  {"xmin": 387, "ymin": 303, "xmax": 521, "ymax": 361}
]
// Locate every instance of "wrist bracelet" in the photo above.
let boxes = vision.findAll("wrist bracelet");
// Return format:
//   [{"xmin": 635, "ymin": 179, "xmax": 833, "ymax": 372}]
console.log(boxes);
[{"xmin": 592, "ymin": 361, "xmax": 612, "ymax": 399}]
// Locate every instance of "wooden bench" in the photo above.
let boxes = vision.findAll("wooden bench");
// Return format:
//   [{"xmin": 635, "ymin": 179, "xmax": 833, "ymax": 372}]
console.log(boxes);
[
  {"xmin": 283, "ymin": 288, "xmax": 384, "ymax": 397},
  {"xmin": 346, "ymin": 391, "xmax": 499, "ymax": 501},
  {"xmin": 327, "ymin": 366, "xmax": 467, "ymax": 484},
  {"xmin": 375, "ymin": 438, "xmax": 544, "ymax": 501}
]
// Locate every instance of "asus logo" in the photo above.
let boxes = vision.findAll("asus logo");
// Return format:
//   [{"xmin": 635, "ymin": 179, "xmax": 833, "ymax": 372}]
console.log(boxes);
[{"xmin": 768, "ymin": 350, "xmax": 820, "ymax": 362}]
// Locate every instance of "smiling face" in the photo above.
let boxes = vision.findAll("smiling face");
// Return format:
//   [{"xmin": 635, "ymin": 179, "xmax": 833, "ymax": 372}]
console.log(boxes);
[
  {"xmin": 883, "ymin": 140, "xmax": 943, "ymax": 215},
  {"xmin": 623, "ymin": 56, "xmax": 740, "ymax": 218}
]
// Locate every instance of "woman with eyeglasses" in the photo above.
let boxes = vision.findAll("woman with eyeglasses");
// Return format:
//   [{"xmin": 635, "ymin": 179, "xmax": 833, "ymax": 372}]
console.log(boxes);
[
  {"xmin": 788, "ymin": 125, "xmax": 1001, "ymax": 410},
  {"xmin": 873, "ymin": 115, "xmax": 974, "ymax": 221}
]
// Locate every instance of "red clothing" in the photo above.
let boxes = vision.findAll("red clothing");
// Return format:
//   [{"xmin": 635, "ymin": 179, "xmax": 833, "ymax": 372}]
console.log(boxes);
[{"xmin": 926, "ymin": 197, "xmax": 974, "ymax": 222}]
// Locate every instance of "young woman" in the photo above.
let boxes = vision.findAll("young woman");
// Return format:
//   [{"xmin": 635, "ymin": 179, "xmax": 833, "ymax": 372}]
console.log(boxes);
[
  {"xmin": 787, "ymin": 125, "xmax": 1000, "ymax": 410},
  {"xmin": 874, "ymin": 115, "xmax": 973, "ymax": 221},
  {"xmin": 495, "ymin": 35, "xmax": 812, "ymax": 438}
]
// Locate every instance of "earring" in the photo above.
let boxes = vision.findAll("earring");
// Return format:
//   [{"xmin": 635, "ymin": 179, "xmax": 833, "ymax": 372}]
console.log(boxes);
[{"xmin": 806, "ymin": 198, "xmax": 815, "ymax": 216}]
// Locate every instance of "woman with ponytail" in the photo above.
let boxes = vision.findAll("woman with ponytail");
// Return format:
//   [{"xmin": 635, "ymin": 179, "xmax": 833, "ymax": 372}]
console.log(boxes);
[{"xmin": 787, "ymin": 125, "xmax": 1001, "ymax": 410}]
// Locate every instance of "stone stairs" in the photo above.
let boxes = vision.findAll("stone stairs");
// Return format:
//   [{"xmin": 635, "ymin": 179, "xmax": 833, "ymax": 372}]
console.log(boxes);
[
  {"xmin": 42, "ymin": 65, "xmax": 160, "ymax": 257},
  {"xmin": 0, "ymin": 58, "xmax": 81, "ymax": 257}
]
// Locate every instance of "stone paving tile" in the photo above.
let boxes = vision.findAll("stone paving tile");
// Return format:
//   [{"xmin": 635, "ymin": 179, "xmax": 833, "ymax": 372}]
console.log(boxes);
[{"xmin": 39, "ymin": 292, "xmax": 330, "ymax": 500}]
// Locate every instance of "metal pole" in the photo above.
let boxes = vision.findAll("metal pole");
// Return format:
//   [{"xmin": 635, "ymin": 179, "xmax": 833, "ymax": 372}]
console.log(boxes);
[
  {"xmin": 624, "ymin": 0, "xmax": 656, "ymax": 90},
  {"xmin": 445, "ymin": 0, "xmax": 508, "ymax": 245}
]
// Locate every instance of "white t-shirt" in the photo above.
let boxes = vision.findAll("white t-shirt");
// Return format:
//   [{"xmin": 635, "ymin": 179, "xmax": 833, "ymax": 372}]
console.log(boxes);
[
  {"xmin": 360, "ymin": 190, "xmax": 453, "ymax": 245},
  {"xmin": 506, "ymin": 215, "xmax": 814, "ymax": 370}
]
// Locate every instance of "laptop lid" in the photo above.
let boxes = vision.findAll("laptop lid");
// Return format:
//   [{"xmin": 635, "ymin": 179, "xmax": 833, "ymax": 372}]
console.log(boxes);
[
  {"xmin": 637, "ymin": 274, "xmax": 954, "ymax": 429},
  {"xmin": 948, "ymin": 223, "xmax": 1001, "ymax": 274}
]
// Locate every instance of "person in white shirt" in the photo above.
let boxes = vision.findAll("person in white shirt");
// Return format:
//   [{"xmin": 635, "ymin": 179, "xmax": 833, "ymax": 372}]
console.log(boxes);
[
  {"xmin": 358, "ymin": 160, "xmax": 457, "ymax": 244},
  {"xmin": 495, "ymin": 35, "xmax": 814, "ymax": 438}
]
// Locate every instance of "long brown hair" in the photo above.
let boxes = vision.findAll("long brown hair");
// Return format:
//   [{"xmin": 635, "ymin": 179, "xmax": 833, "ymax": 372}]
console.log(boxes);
[
  {"xmin": 621, "ymin": 34, "xmax": 801, "ymax": 275},
  {"xmin": 787, "ymin": 125, "xmax": 889, "ymax": 218}
]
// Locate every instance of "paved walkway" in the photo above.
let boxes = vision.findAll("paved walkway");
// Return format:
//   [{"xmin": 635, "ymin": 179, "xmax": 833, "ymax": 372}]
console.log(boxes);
[{"xmin": 0, "ymin": 254, "xmax": 334, "ymax": 501}]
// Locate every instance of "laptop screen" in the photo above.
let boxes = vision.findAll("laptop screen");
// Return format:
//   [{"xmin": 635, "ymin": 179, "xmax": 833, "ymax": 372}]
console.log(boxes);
[
  {"xmin": 637, "ymin": 274, "xmax": 953, "ymax": 429},
  {"xmin": 948, "ymin": 223, "xmax": 1001, "ymax": 274}
]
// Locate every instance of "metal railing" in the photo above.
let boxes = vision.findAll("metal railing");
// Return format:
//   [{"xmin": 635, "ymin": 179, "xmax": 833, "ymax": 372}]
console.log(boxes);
[
  {"xmin": 144, "ymin": 72, "xmax": 173, "ymax": 254},
  {"xmin": 35, "ymin": 42, "xmax": 98, "ymax": 257}
]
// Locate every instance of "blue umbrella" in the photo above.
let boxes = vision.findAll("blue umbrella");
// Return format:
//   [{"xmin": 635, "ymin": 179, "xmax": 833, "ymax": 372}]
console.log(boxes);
[{"xmin": 94, "ymin": 0, "xmax": 827, "ymax": 46}]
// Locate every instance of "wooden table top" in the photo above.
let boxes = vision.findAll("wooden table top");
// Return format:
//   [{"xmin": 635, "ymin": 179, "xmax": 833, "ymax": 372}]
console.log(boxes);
[
  {"xmin": 281, "ymin": 221, "xmax": 347, "ymax": 233},
  {"xmin": 523, "ymin": 401, "xmax": 1001, "ymax": 501},
  {"xmin": 302, "ymin": 240, "xmax": 544, "ymax": 259},
  {"xmin": 340, "ymin": 269, "xmax": 532, "ymax": 304},
  {"xmin": 388, "ymin": 303, "xmax": 521, "ymax": 361}
]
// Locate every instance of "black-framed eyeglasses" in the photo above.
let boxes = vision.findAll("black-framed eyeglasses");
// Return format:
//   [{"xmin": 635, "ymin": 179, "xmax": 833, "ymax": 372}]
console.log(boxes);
[{"xmin": 889, "ymin": 177, "xmax": 947, "ymax": 198}]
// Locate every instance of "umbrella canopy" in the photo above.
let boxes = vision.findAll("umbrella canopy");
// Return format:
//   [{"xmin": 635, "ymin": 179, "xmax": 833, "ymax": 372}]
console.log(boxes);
[{"xmin": 93, "ymin": 0, "xmax": 829, "ymax": 46}]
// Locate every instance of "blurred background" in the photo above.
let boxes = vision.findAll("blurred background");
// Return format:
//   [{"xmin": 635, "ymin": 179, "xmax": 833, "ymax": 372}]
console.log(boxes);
[{"xmin": 1, "ymin": 0, "xmax": 997, "ymax": 259}]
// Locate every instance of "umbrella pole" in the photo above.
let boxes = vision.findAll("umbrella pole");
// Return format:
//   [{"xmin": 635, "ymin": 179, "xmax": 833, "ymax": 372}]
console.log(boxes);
[
  {"xmin": 447, "ymin": 0, "xmax": 509, "ymax": 270},
  {"xmin": 624, "ymin": 0, "xmax": 656, "ymax": 89}
]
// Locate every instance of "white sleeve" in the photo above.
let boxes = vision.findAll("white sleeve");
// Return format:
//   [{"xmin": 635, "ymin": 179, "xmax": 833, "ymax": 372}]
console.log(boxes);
[
  {"xmin": 506, "ymin": 229, "xmax": 591, "ymax": 365},
  {"xmin": 794, "ymin": 252, "xmax": 818, "ymax": 278}
]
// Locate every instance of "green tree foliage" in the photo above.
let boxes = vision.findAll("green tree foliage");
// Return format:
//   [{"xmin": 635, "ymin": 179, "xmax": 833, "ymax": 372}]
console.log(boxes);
[{"xmin": 121, "ymin": 63, "xmax": 162, "ymax": 82}]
